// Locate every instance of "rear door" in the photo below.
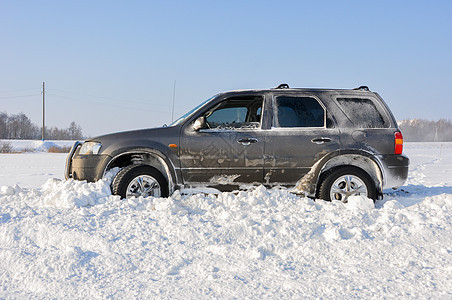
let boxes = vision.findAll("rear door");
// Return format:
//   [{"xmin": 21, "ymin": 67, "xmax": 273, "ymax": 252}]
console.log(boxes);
[{"xmin": 264, "ymin": 93, "xmax": 341, "ymax": 185}]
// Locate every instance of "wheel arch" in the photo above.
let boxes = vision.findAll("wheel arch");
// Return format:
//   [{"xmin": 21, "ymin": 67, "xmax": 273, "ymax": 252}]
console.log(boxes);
[
  {"xmin": 295, "ymin": 150, "xmax": 384, "ymax": 198},
  {"xmin": 103, "ymin": 148, "xmax": 178, "ymax": 194},
  {"xmin": 317, "ymin": 151, "xmax": 384, "ymax": 196}
]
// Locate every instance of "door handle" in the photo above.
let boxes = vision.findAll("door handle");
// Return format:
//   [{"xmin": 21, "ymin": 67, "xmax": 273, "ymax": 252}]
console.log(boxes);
[
  {"xmin": 311, "ymin": 137, "xmax": 331, "ymax": 144},
  {"xmin": 237, "ymin": 138, "xmax": 258, "ymax": 146}
]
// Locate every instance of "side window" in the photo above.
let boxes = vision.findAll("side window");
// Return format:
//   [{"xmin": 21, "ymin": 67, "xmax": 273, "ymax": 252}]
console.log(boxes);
[
  {"xmin": 205, "ymin": 96, "xmax": 263, "ymax": 130},
  {"xmin": 336, "ymin": 98, "xmax": 388, "ymax": 128},
  {"xmin": 273, "ymin": 96, "xmax": 325, "ymax": 128}
]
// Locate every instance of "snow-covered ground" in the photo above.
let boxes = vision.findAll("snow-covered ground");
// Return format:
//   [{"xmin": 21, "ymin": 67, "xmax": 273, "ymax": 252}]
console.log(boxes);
[
  {"xmin": 0, "ymin": 142, "xmax": 451, "ymax": 298},
  {"xmin": 0, "ymin": 139, "xmax": 75, "ymax": 153}
]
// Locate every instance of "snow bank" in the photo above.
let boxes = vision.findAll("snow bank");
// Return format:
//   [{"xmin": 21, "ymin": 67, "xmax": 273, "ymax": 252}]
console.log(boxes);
[
  {"xmin": 1, "ymin": 181, "xmax": 451, "ymax": 298},
  {"xmin": 0, "ymin": 139, "xmax": 75, "ymax": 152},
  {"xmin": 0, "ymin": 143, "xmax": 451, "ymax": 298}
]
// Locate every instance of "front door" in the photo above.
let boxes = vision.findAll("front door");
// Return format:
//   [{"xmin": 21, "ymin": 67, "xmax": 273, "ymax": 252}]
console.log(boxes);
[{"xmin": 179, "ymin": 95, "xmax": 265, "ymax": 188}]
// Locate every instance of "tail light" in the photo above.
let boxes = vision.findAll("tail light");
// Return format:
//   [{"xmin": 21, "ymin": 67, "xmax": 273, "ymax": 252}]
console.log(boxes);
[{"xmin": 394, "ymin": 131, "xmax": 403, "ymax": 155}]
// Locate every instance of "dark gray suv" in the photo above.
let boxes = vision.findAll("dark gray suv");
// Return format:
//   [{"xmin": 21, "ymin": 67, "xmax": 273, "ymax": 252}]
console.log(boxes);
[{"xmin": 65, "ymin": 84, "xmax": 409, "ymax": 202}]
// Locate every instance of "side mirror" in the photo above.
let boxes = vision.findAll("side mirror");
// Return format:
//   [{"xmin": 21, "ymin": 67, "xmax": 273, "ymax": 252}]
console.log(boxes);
[{"xmin": 192, "ymin": 116, "xmax": 206, "ymax": 131}]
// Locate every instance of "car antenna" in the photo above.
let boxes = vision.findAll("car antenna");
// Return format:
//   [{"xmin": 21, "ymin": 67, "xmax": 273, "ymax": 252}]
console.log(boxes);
[{"xmin": 171, "ymin": 80, "xmax": 176, "ymax": 122}]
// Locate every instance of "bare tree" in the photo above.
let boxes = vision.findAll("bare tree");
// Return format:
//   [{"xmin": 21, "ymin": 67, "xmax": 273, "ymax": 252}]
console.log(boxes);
[
  {"xmin": 0, "ymin": 112, "xmax": 8, "ymax": 139},
  {"xmin": 0, "ymin": 112, "xmax": 84, "ymax": 140},
  {"xmin": 399, "ymin": 119, "xmax": 452, "ymax": 142},
  {"xmin": 68, "ymin": 121, "xmax": 83, "ymax": 140}
]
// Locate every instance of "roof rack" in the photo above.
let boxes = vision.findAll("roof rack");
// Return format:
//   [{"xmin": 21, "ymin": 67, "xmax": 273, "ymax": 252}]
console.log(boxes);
[
  {"xmin": 275, "ymin": 83, "xmax": 290, "ymax": 89},
  {"xmin": 353, "ymin": 86, "xmax": 370, "ymax": 91}
]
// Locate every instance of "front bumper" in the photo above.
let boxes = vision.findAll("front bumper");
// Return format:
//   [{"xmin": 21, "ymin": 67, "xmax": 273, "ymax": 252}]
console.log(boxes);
[
  {"xmin": 65, "ymin": 141, "xmax": 111, "ymax": 182},
  {"xmin": 65, "ymin": 141, "xmax": 82, "ymax": 180}
]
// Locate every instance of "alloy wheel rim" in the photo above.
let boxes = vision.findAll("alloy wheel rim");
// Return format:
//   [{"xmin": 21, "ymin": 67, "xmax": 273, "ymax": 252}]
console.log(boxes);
[
  {"xmin": 126, "ymin": 175, "xmax": 161, "ymax": 198},
  {"xmin": 330, "ymin": 174, "xmax": 368, "ymax": 202}
]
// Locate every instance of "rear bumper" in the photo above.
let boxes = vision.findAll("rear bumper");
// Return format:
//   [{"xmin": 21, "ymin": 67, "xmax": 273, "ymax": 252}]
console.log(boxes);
[{"xmin": 381, "ymin": 153, "xmax": 410, "ymax": 189}]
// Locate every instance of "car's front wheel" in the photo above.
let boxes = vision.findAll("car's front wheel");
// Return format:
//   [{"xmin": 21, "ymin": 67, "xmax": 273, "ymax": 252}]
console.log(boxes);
[
  {"xmin": 112, "ymin": 165, "xmax": 169, "ymax": 199},
  {"xmin": 318, "ymin": 166, "xmax": 377, "ymax": 202}
]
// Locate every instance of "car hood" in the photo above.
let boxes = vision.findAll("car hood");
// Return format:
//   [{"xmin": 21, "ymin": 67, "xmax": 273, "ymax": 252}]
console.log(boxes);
[
  {"xmin": 84, "ymin": 126, "xmax": 181, "ymax": 156},
  {"xmin": 88, "ymin": 126, "xmax": 176, "ymax": 143}
]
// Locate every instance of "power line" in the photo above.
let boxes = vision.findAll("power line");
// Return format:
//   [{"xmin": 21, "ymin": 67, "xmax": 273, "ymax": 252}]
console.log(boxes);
[
  {"xmin": 0, "ymin": 94, "xmax": 41, "ymax": 100},
  {"xmin": 46, "ymin": 92, "xmax": 171, "ymax": 114},
  {"xmin": 0, "ymin": 87, "xmax": 174, "ymax": 109},
  {"xmin": 47, "ymin": 88, "xmax": 169, "ymax": 108},
  {"xmin": 0, "ymin": 88, "xmax": 40, "ymax": 94},
  {"xmin": 48, "ymin": 88, "xmax": 118, "ymax": 100}
]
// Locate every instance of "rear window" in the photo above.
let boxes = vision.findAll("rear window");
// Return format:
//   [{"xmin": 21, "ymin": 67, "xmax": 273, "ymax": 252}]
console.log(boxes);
[{"xmin": 336, "ymin": 98, "xmax": 388, "ymax": 128}]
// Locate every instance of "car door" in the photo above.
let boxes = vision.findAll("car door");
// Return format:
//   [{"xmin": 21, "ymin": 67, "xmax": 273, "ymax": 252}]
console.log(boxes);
[
  {"xmin": 264, "ymin": 93, "xmax": 341, "ymax": 185},
  {"xmin": 179, "ymin": 94, "xmax": 266, "ymax": 188}
]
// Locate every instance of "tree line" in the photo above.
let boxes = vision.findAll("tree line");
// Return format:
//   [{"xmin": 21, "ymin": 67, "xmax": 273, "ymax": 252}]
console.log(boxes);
[
  {"xmin": 0, "ymin": 112, "xmax": 83, "ymax": 140},
  {"xmin": 1, "ymin": 111, "xmax": 451, "ymax": 142},
  {"xmin": 399, "ymin": 119, "xmax": 452, "ymax": 142}
]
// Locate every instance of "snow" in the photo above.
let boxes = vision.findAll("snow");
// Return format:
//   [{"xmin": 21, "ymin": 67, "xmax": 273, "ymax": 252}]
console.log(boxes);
[
  {"xmin": 0, "ymin": 139, "xmax": 75, "ymax": 153},
  {"xmin": 0, "ymin": 142, "xmax": 451, "ymax": 298},
  {"xmin": 0, "ymin": 153, "xmax": 68, "ymax": 188}
]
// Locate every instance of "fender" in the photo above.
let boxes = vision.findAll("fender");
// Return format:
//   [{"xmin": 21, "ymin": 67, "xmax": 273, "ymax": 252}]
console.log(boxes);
[{"xmin": 103, "ymin": 146, "xmax": 181, "ymax": 194}]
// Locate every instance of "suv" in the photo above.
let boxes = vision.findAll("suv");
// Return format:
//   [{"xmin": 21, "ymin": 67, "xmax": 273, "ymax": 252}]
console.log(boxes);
[{"xmin": 65, "ymin": 84, "xmax": 409, "ymax": 202}]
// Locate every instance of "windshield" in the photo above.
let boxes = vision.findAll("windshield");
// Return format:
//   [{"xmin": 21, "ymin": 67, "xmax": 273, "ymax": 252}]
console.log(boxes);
[{"xmin": 169, "ymin": 96, "xmax": 214, "ymax": 126}]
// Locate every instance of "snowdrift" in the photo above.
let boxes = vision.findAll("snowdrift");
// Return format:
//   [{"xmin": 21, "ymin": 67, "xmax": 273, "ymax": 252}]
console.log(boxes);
[
  {"xmin": 0, "ymin": 143, "xmax": 451, "ymax": 298},
  {"xmin": 0, "ymin": 139, "xmax": 75, "ymax": 153}
]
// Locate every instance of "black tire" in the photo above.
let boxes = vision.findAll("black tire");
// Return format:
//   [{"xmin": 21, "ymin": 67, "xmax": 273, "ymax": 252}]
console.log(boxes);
[
  {"xmin": 317, "ymin": 166, "xmax": 377, "ymax": 202},
  {"xmin": 111, "ymin": 165, "xmax": 169, "ymax": 199}
]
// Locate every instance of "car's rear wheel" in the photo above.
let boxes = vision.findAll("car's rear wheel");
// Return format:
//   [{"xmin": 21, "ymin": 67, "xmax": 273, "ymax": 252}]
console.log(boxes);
[
  {"xmin": 112, "ymin": 165, "xmax": 168, "ymax": 199},
  {"xmin": 318, "ymin": 166, "xmax": 377, "ymax": 202}
]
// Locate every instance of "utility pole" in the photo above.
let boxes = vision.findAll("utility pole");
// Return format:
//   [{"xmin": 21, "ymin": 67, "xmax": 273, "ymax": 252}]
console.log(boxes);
[
  {"xmin": 42, "ymin": 82, "xmax": 45, "ymax": 141},
  {"xmin": 434, "ymin": 126, "xmax": 438, "ymax": 142}
]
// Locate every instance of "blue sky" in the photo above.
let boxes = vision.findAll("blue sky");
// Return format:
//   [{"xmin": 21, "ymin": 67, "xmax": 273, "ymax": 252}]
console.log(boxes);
[{"xmin": 1, "ymin": 0, "xmax": 451, "ymax": 137}]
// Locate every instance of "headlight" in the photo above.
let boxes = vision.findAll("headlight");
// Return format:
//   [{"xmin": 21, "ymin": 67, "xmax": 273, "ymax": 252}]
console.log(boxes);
[{"xmin": 79, "ymin": 142, "xmax": 102, "ymax": 155}]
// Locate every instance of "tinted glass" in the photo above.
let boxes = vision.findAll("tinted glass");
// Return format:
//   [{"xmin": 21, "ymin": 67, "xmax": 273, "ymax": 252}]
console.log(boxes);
[
  {"xmin": 337, "ymin": 98, "xmax": 387, "ymax": 128},
  {"xmin": 207, "ymin": 107, "xmax": 248, "ymax": 127},
  {"xmin": 274, "ymin": 96, "xmax": 325, "ymax": 128},
  {"xmin": 205, "ymin": 96, "xmax": 263, "ymax": 130}
]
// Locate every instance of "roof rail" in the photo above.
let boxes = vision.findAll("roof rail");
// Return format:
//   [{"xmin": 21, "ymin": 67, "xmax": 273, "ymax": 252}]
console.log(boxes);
[
  {"xmin": 353, "ymin": 86, "xmax": 370, "ymax": 91},
  {"xmin": 275, "ymin": 83, "xmax": 290, "ymax": 89}
]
